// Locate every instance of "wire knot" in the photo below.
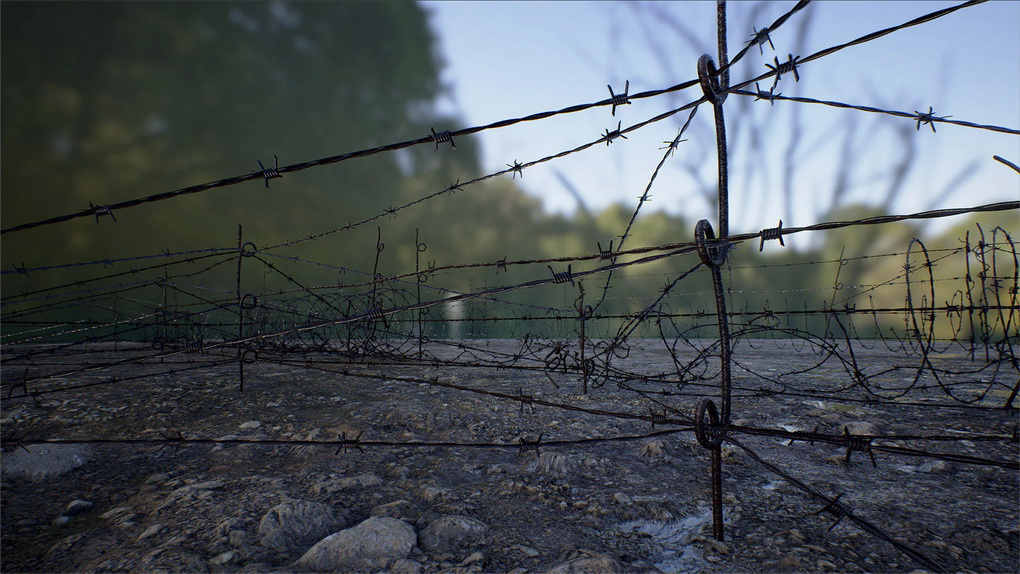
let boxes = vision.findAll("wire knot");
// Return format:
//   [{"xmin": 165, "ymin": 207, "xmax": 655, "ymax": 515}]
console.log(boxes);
[
  {"xmin": 548, "ymin": 264, "xmax": 575, "ymax": 286},
  {"xmin": 842, "ymin": 426, "xmax": 877, "ymax": 467},
  {"xmin": 158, "ymin": 430, "xmax": 186, "ymax": 453},
  {"xmin": 1, "ymin": 430, "xmax": 30, "ymax": 453},
  {"xmin": 518, "ymin": 433, "xmax": 543, "ymax": 455},
  {"xmin": 518, "ymin": 387, "xmax": 536, "ymax": 413},
  {"xmin": 90, "ymin": 202, "xmax": 117, "ymax": 224},
  {"xmin": 747, "ymin": 26, "xmax": 775, "ymax": 55},
  {"xmin": 914, "ymin": 106, "xmax": 950, "ymax": 133},
  {"xmin": 507, "ymin": 160, "xmax": 524, "ymax": 179},
  {"xmin": 602, "ymin": 121, "xmax": 627, "ymax": 146},
  {"xmin": 815, "ymin": 493, "xmax": 852, "ymax": 531},
  {"xmin": 335, "ymin": 431, "xmax": 364, "ymax": 455},
  {"xmin": 598, "ymin": 240, "xmax": 616, "ymax": 262},
  {"xmin": 753, "ymin": 82, "xmax": 781, "ymax": 106},
  {"xmin": 257, "ymin": 155, "xmax": 282, "ymax": 188},
  {"xmin": 649, "ymin": 407, "xmax": 670, "ymax": 429},
  {"xmin": 660, "ymin": 130, "xmax": 688, "ymax": 156},
  {"xmin": 366, "ymin": 308, "xmax": 388, "ymax": 325},
  {"xmin": 431, "ymin": 127, "xmax": 456, "ymax": 150},
  {"xmin": 766, "ymin": 54, "xmax": 801, "ymax": 88},
  {"xmin": 607, "ymin": 80, "xmax": 631, "ymax": 116},
  {"xmin": 9, "ymin": 262, "xmax": 30, "ymax": 278},
  {"xmin": 759, "ymin": 220, "xmax": 785, "ymax": 251}
]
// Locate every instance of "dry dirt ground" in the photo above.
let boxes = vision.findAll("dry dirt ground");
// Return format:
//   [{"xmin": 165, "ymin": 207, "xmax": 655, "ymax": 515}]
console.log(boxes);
[{"xmin": 1, "ymin": 340, "xmax": 1017, "ymax": 573}]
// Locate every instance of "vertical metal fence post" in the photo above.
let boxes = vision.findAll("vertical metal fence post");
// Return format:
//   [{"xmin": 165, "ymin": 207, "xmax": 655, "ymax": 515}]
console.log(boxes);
[{"xmin": 236, "ymin": 225, "xmax": 245, "ymax": 392}]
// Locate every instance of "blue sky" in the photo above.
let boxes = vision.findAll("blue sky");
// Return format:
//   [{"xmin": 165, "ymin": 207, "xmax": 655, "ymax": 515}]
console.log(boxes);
[{"xmin": 422, "ymin": 1, "xmax": 1019, "ymax": 236}]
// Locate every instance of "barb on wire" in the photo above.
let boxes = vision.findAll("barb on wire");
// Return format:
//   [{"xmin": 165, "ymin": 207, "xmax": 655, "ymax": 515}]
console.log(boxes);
[
  {"xmin": 814, "ymin": 493, "xmax": 852, "ymax": 531},
  {"xmin": 517, "ymin": 387, "xmax": 536, "ymax": 413},
  {"xmin": 747, "ymin": 25, "xmax": 775, "ymax": 55},
  {"xmin": 335, "ymin": 431, "xmax": 364, "ymax": 455},
  {"xmin": 649, "ymin": 407, "xmax": 670, "ymax": 429},
  {"xmin": 518, "ymin": 433, "xmax": 543, "ymax": 455},
  {"xmin": 257, "ymin": 155, "xmax": 282, "ymax": 187},
  {"xmin": 158, "ymin": 430, "xmax": 186, "ymax": 453},
  {"xmin": 430, "ymin": 127, "xmax": 456, "ymax": 150},
  {"xmin": 733, "ymin": 89, "xmax": 1018, "ymax": 134},
  {"xmin": 759, "ymin": 220, "xmax": 785, "ymax": 251},
  {"xmin": 753, "ymin": 82, "xmax": 781, "ymax": 106},
  {"xmin": 9, "ymin": 262, "xmax": 30, "ymax": 278},
  {"xmin": 607, "ymin": 80, "xmax": 631, "ymax": 116},
  {"xmin": 602, "ymin": 121, "xmax": 627, "ymax": 146},
  {"xmin": 507, "ymin": 160, "xmax": 524, "ymax": 179},
  {"xmin": 90, "ymin": 202, "xmax": 117, "ymax": 224},
  {"xmin": 598, "ymin": 240, "xmax": 616, "ymax": 262},
  {"xmin": 548, "ymin": 264, "xmax": 575, "ymax": 286},
  {"xmin": 1, "ymin": 430, "xmax": 30, "ymax": 453},
  {"xmin": 660, "ymin": 130, "xmax": 688, "ymax": 156},
  {"xmin": 842, "ymin": 426, "xmax": 877, "ymax": 467},
  {"xmin": 765, "ymin": 53, "xmax": 801, "ymax": 88},
  {"xmin": 914, "ymin": 106, "xmax": 951, "ymax": 132}
]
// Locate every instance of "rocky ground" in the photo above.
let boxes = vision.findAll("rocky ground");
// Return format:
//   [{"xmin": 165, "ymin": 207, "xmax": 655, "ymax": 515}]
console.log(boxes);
[{"xmin": 1, "ymin": 340, "xmax": 1017, "ymax": 573}]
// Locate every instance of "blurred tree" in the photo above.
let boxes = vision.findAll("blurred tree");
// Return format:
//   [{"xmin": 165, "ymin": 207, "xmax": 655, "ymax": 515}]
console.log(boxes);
[{"xmin": 1, "ymin": 1, "xmax": 478, "ymax": 280}]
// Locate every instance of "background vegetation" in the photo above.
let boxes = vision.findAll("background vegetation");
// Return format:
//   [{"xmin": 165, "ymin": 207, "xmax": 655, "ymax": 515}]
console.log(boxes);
[{"xmin": 1, "ymin": 2, "xmax": 1015, "ymax": 344}]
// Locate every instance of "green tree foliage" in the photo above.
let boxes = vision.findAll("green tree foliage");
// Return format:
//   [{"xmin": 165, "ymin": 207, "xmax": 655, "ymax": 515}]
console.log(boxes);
[{"xmin": 1, "ymin": 1, "xmax": 476, "ymax": 273}]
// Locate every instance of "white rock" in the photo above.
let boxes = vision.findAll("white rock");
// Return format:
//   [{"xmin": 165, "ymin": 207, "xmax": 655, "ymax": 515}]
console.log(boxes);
[
  {"xmin": 919, "ymin": 460, "xmax": 952, "ymax": 474},
  {"xmin": 843, "ymin": 421, "xmax": 879, "ymax": 436},
  {"xmin": 189, "ymin": 479, "xmax": 226, "ymax": 490},
  {"xmin": 294, "ymin": 516, "xmax": 416, "ymax": 572},
  {"xmin": 65, "ymin": 499, "xmax": 94, "ymax": 516},
  {"xmin": 638, "ymin": 440, "xmax": 674, "ymax": 461},
  {"xmin": 462, "ymin": 551, "xmax": 485, "ymax": 565},
  {"xmin": 209, "ymin": 551, "xmax": 236, "ymax": 565},
  {"xmin": 513, "ymin": 544, "xmax": 540, "ymax": 558},
  {"xmin": 1, "ymin": 444, "xmax": 92, "ymax": 482},
  {"xmin": 137, "ymin": 524, "xmax": 164, "ymax": 542},
  {"xmin": 524, "ymin": 451, "xmax": 572, "ymax": 476},
  {"xmin": 144, "ymin": 473, "xmax": 170, "ymax": 484},
  {"xmin": 239, "ymin": 420, "xmax": 262, "ymax": 429}
]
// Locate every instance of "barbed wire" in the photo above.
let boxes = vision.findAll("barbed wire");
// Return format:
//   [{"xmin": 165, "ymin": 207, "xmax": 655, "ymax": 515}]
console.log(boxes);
[{"xmin": 2, "ymin": 1, "xmax": 1017, "ymax": 572}]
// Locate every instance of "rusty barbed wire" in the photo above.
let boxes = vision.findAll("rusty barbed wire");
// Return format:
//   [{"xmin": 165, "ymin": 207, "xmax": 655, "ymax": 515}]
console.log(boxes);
[{"xmin": 2, "ymin": 1, "xmax": 1017, "ymax": 571}]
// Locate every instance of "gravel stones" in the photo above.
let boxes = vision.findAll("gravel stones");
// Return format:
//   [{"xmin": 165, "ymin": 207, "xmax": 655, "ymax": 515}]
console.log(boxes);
[{"xmin": 2, "ymin": 341, "xmax": 1016, "ymax": 573}]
